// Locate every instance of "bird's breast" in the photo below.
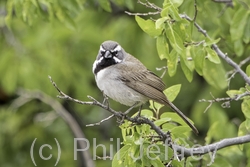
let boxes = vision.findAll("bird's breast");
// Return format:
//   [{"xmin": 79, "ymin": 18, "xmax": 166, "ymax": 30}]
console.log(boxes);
[{"xmin": 95, "ymin": 68, "xmax": 148, "ymax": 106}]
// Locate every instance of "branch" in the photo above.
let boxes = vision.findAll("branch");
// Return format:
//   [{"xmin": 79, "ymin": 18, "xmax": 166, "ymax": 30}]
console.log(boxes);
[
  {"xmin": 227, "ymin": 56, "xmax": 250, "ymax": 86},
  {"xmin": 173, "ymin": 135, "xmax": 250, "ymax": 157},
  {"xmin": 49, "ymin": 76, "xmax": 250, "ymax": 159},
  {"xmin": 181, "ymin": 14, "xmax": 250, "ymax": 85},
  {"xmin": 125, "ymin": 11, "xmax": 160, "ymax": 16},
  {"xmin": 49, "ymin": 76, "xmax": 169, "ymax": 140},
  {"xmin": 125, "ymin": 0, "xmax": 161, "ymax": 16},
  {"xmin": 212, "ymin": 0, "xmax": 233, "ymax": 7},
  {"xmin": 199, "ymin": 90, "xmax": 250, "ymax": 112},
  {"xmin": 14, "ymin": 88, "xmax": 95, "ymax": 167}
]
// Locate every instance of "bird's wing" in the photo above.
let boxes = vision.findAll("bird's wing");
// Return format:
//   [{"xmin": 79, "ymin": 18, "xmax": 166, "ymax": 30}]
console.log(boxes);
[{"xmin": 116, "ymin": 63, "xmax": 168, "ymax": 104}]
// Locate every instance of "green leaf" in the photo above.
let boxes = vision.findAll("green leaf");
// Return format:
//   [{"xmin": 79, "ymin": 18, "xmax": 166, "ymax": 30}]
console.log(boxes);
[
  {"xmin": 149, "ymin": 157, "xmax": 165, "ymax": 167},
  {"xmin": 167, "ymin": 50, "xmax": 178, "ymax": 77},
  {"xmin": 22, "ymin": 0, "xmax": 31, "ymax": 23},
  {"xmin": 175, "ymin": 20, "xmax": 190, "ymax": 41},
  {"xmin": 154, "ymin": 117, "xmax": 171, "ymax": 126},
  {"xmin": 112, "ymin": 145, "xmax": 131, "ymax": 167},
  {"xmin": 238, "ymin": 121, "xmax": 250, "ymax": 151},
  {"xmin": 234, "ymin": 39, "xmax": 244, "ymax": 57},
  {"xmin": 156, "ymin": 35, "xmax": 169, "ymax": 60},
  {"xmin": 155, "ymin": 17, "xmax": 167, "ymax": 30},
  {"xmin": 246, "ymin": 119, "xmax": 250, "ymax": 131},
  {"xmin": 243, "ymin": 15, "xmax": 250, "ymax": 43},
  {"xmin": 14, "ymin": 1, "xmax": 22, "ymax": 18},
  {"xmin": 135, "ymin": 16, "xmax": 161, "ymax": 37},
  {"xmin": 205, "ymin": 47, "xmax": 221, "ymax": 64},
  {"xmin": 203, "ymin": 60, "xmax": 227, "ymax": 89},
  {"xmin": 164, "ymin": 84, "xmax": 181, "ymax": 102},
  {"xmin": 140, "ymin": 109, "xmax": 154, "ymax": 118},
  {"xmin": 168, "ymin": 2, "xmax": 181, "ymax": 21},
  {"xmin": 161, "ymin": 112, "xmax": 193, "ymax": 127},
  {"xmin": 180, "ymin": 56, "xmax": 193, "ymax": 82},
  {"xmin": 238, "ymin": 121, "xmax": 249, "ymax": 137},
  {"xmin": 181, "ymin": 47, "xmax": 194, "ymax": 71},
  {"xmin": 162, "ymin": 123, "xmax": 176, "ymax": 132},
  {"xmin": 191, "ymin": 47, "xmax": 205, "ymax": 76},
  {"xmin": 230, "ymin": 7, "xmax": 249, "ymax": 41},
  {"xmin": 160, "ymin": 4, "xmax": 170, "ymax": 17},
  {"xmin": 171, "ymin": 0, "xmax": 184, "ymax": 8},
  {"xmin": 165, "ymin": 22, "xmax": 184, "ymax": 55},
  {"xmin": 226, "ymin": 90, "xmax": 244, "ymax": 98},
  {"xmin": 124, "ymin": 0, "xmax": 135, "ymax": 11},
  {"xmin": 149, "ymin": 100, "xmax": 164, "ymax": 112},
  {"xmin": 171, "ymin": 126, "xmax": 191, "ymax": 136},
  {"xmin": 5, "ymin": 0, "xmax": 14, "ymax": 28},
  {"xmin": 242, "ymin": 99, "xmax": 250, "ymax": 119},
  {"xmin": 98, "ymin": 0, "xmax": 111, "ymax": 12},
  {"xmin": 203, "ymin": 38, "xmax": 221, "ymax": 47},
  {"xmin": 246, "ymin": 64, "xmax": 250, "ymax": 76}
]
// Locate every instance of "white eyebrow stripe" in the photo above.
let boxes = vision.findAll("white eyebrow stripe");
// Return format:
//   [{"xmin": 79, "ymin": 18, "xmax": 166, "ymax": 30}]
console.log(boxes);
[
  {"xmin": 100, "ymin": 46, "xmax": 105, "ymax": 52},
  {"xmin": 111, "ymin": 45, "xmax": 121, "ymax": 52}
]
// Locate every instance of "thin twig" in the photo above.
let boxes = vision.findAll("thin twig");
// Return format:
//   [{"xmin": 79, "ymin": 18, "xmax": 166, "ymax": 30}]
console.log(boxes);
[
  {"xmin": 156, "ymin": 66, "xmax": 168, "ymax": 78},
  {"xmin": 193, "ymin": 0, "xmax": 198, "ymax": 22},
  {"xmin": 86, "ymin": 114, "xmax": 114, "ymax": 127},
  {"xmin": 199, "ymin": 91, "xmax": 250, "ymax": 103},
  {"xmin": 137, "ymin": 0, "xmax": 162, "ymax": 11},
  {"xmin": 125, "ymin": 11, "xmax": 160, "ymax": 16},
  {"xmin": 125, "ymin": 0, "xmax": 161, "ymax": 16},
  {"xmin": 199, "ymin": 91, "xmax": 250, "ymax": 111},
  {"xmin": 227, "ymin": 56, "xmax": 250, "ymax": 87}
]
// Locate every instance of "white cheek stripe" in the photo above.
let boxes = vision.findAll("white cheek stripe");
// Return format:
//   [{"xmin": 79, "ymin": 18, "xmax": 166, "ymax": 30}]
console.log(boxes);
[
  {"xmin": 96, "ymin": 56, "xmax": 104, "ymax": 64},
  {"xmin": 92, "ymin": 56, "xmax": 104, "ymax": 73},
  {"xmin": 113, "ymin": 56, "xmax": 122, "ymax": 63},
  {"xmin": 92, "ymin": 61, "xmax": 97, "ymax": 74}
]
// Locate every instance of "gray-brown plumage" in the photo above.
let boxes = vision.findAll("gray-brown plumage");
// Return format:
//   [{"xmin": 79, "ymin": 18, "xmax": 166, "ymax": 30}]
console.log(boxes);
[{"xmin": 93, "ymin": 40, "xmax": 198, "ymax": 134}]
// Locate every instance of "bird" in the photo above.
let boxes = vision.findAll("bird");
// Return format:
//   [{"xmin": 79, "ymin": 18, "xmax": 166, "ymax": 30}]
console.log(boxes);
[{"xmin": 92, "ymin": 40, "xmax": 198, "ymax": 134}]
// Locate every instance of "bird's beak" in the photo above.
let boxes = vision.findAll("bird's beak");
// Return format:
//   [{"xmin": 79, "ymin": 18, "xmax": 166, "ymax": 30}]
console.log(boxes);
[{"xmin": 104, "ymin": 51, "xmax": 112, "ymax": 58}]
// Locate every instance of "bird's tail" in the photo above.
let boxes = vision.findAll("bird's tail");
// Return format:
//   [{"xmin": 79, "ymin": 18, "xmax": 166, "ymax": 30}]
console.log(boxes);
[{"xmin": 165, "ymin": 101, "xmax": 199, "ymax": 134}]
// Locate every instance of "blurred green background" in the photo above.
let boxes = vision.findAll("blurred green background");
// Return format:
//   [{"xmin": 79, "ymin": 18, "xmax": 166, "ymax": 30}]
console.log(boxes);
[{"xmin": 0, "ymin": 0, "xmax": 249, "ymax": 166}]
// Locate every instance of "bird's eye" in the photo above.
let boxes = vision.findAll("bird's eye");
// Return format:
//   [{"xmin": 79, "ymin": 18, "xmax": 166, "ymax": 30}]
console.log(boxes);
[
  {"xmin": 101, "ymin": 51, "xmax": 105, "ymax": 55},
  {"xmin": 112, "ymin": 51, "xmax": 118, "ymax": 55}
]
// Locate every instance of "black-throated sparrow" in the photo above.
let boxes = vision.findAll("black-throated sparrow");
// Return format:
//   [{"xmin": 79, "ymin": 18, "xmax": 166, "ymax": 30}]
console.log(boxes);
[{"xmin": 93, "ymin": 40, "xmax": 198, "ymax": 134}]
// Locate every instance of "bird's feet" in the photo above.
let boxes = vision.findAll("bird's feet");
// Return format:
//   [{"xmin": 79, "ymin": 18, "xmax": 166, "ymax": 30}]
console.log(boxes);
[{"xmin": 102, "ymin": 92, "xmax": 110, "ymax": 108}]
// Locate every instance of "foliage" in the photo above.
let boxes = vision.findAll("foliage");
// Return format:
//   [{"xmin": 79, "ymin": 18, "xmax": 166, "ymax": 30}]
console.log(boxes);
[{"xmin": 0, "ymin": 0, "xmax": 250, "ymax": 167}]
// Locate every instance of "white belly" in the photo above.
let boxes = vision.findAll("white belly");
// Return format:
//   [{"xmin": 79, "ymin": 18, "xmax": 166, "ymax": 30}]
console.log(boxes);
[{"xmin": 95, "ymin": 69, "xmax": 148, "ymax": 106}]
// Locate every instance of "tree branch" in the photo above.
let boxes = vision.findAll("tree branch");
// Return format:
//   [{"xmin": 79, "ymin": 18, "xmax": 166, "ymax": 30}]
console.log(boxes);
[
  {"xmin": 15, "ymin": 88, "xmax": 95, "ymax": 167},
  {"xmin": 180, "ymin": 14, "xmax": 250, "ymax": 85},
  {"xmin": 199, "ymin": 91, "xmax": 250, "ymax": 110},
  {"xmin": 49, "ymin": 76, "xmax": 250, "ymax": 159},
  {"xmin": 173, "ymin": 135, "xmax": 250, "ymax": 157}
]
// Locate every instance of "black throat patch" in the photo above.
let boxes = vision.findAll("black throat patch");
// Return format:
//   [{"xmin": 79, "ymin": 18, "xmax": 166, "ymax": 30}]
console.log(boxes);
[{"xmin": 94, "ymin": 57, "xmax": 117, "ymax": 74}]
